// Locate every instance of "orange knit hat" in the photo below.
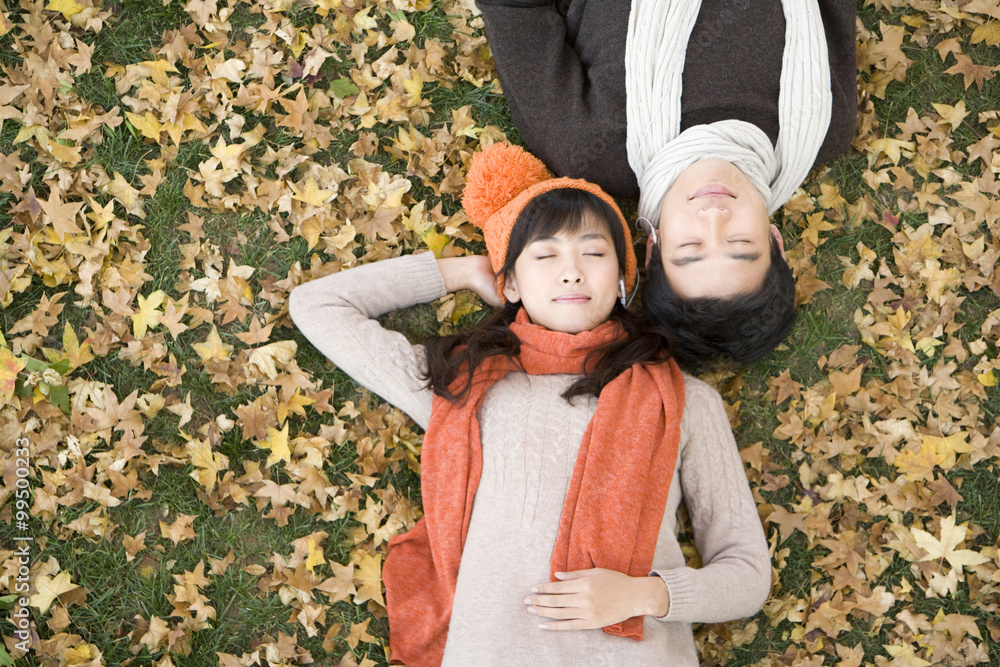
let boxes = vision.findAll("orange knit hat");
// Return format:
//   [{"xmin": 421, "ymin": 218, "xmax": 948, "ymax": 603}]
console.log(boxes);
[{"xmin": 462, "ymin": 143, "xmax": 637, "ymax": 301}]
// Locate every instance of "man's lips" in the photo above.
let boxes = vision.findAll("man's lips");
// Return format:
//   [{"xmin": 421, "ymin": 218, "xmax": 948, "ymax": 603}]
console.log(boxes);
[
  {"xmin": 553, "ymin": 293, "xmax": 591, "ymax": 304},
  {"xmin": 690, "ymin": 184, "xmax": 735, "ymax": 199}
]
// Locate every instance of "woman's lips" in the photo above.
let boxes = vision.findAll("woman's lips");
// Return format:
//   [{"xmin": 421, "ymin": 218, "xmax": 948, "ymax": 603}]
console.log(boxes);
[
  {"xmin": 553, "ymin": 294, "xmax": 591, "ymax": 304},
  {"xmin": 690, "ymin": 184, "xmax": 735, "ymax": 199}
]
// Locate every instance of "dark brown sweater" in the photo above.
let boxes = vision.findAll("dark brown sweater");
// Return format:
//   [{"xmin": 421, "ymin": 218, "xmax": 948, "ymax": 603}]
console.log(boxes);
[{"xmin": 478, "ymin": 0, "xmax": 857, "ymax": 200}]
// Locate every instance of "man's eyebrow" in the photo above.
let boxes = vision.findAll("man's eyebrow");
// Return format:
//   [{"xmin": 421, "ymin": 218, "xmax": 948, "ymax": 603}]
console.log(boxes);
[
  {"xmin": 670, "ymin": 255, "xmax": 704, "ymax": 267},
  {"xmin": 669, "ymin": 252, "xmax": 762, "ymax": 267}
]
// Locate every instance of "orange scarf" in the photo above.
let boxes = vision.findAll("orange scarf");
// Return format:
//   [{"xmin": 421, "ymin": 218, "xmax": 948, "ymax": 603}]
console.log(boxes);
[{"xmin": 384, "ymin": 311, "xmax": 685, "ymax": 667}]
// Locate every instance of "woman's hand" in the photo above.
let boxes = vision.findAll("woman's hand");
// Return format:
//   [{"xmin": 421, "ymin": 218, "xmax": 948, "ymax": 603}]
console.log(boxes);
[
  {"xmin": 437, "ymin": 256, "xmax": 503, "ymax": 307},
  {"xmin": 523, "ymin": 568, "xmax": 670, "ymax": 630}
]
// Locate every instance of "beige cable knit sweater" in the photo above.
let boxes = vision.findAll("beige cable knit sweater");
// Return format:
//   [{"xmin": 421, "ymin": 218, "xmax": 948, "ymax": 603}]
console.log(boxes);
[{"xmin": 289, "ymin": 252, "xmax": 771, "ymax": 666}]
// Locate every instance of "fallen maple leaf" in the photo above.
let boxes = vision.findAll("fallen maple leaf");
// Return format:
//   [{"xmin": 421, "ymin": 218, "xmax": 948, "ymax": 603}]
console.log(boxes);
[
  {"xmin": 352, "ymin": 553, "xmax": 384, "ymax": 606},
  {"xmin": 159, "ymin": 514, "xmax": 197, "ymax": 546},
  {"xmin": 132, "ymin": 289, "xmax": 166, "ymax": 339},
  {"xmin": 256, "ymin": 423, "xmax": 291, "ymax": 467},
  {"xmin": 29, "ymin": 570, "xmax": 80, "ymax": 614},
  {"xmin": 346, "ymin": 618, "xmax": 377, "ymax": 650},
  {"xmin": 46, "ymin": 0, "xmax": 85, "ymax": 20},
  {"xmin": 911, "ymin": 514, "xmax": 990, "ymax": 574},
  {"xmin": 246, "ymin": 340, "xmax": 297, "ymax": 380},
  {"xmin": 192, "ymin": 325, "xmax": 233, "ymax": 363},
  {"xmin": 0, "ymin": 346, "xmax": 25, "ymax": 401}
]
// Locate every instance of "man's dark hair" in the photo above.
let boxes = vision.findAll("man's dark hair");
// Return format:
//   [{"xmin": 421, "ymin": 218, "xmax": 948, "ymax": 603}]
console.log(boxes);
[{"xmin": 643, "ymin": 235, "xmax": 796, "ymax": 367}]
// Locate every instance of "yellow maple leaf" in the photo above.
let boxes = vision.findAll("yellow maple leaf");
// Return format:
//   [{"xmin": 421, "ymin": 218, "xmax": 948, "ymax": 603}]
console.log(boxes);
[
  {"xmin": 132, "ymin": 289, "xmax": 166, "ymax": 339},
  {"xmin": 915, "ymin": 335, "xmax": 944, "ymax": 357},
  {"xmin": 314, "ymin": 0, "xmax": 341, "ymax": 14},
  {"xmin": 922, "ymin": 433, "xmax": 974, "ymax": 469},
  {"xmin": 286, "ymin": 29, "xmax": 308, "ymax": 58},
  {"xmin": 139, "ymin": 615, "xmax": 170, "ymax": 653},
  {"xmin": 931, "ymin": 100, "xmax": 969, "ymax": 131},
  {"xmin": 189, "ymin": 438, "xmax": 229, "ymax": 492},
  {"xmin": 164, "ymin": 113, "xmax": 207, "ymax": 145},
  {"xmin": 46, "ymin": 140, "xmax": 81, "ymax": 165},
  {"xmin": 139, "ymin": 59, "xmax": 179, "ymax": 86},
  {"xmin": 353, "ymin": 553, "xmax": 384, "ymax": 606},
  {"xmin": 911, "ymin": 514, "xmax": 990, "ymax": 574},
  {"xmin": 403, "ymin": 73, "xmax": 423, "ymax": 105},
  {"xmin": 13, "ymin": 123, "xmax": 48, "ymax": 146},
  {"xmin": 291, "ymin": 177, "xmax": 335, "ymax": 207},
  {"xmin": 246, "ymin": 340, "xmax": 297, "ymax": 380},
  {"xmin": 882, "ymin": 645, "xmax": 931, "ymax": 667},
  {"xmin": 46, "ymin": 0, "xmax": 85, "ymax": 20},
  {"xmin": 29, "ymin": 570, "xmax": 80, "ymax": 614},
  {"xmin": 192, "ymin": 325, "xmax": 233, "ymax": 363},
  {"xmin": 868, "ymin": 137, "xmax": 915, "ymax": 166},
  {"xmin": 209, "ymin": 136, "xmax": 247, "ymax": 172},
  {"xmin": 62, "ymin": 322, "xmax": 94, "ymax": 369},
  {"xmin": 305, "ymin": 535, "xmax": 326, "ymax": 573},
  {"xmin": 421, "ymin": 229, "xmax": 450, "ymax": 258},
  {"xmin": 893, "ymin": 441, "xmax": 946, "ymax": 481},
  {"xmin": 0, "ymin": 346, "xmax": 25, "ymax": 402},
  {"xmin": 256, "ymin": 423, "xmax": 291, "ymax": 467},
  {"xmin": 61, "ymin": 643, "xmax": 97, "ymax": 665},
  {"xmin": 970, "ymin": 20, "xmax": 1000, "ymax": 46},
  {"xmin": 126, "ymin": 111, "xmax": 163, "ymax": 142},
  {"xmin": 276, "ymin": 389, "xmax": 314, "ymax": 423},
  {"xmin": 977, "ymin": 370, "xmax": 996, "ymax": 387}
]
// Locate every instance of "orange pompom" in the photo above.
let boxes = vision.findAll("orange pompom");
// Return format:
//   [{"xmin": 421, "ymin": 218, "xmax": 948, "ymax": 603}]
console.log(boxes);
[
  {"xmin": 460, "ymin": 143, "xmax": 637, "ymax": 302},
  {"xmin": 462, "ymin": 143, "xmax": 551, "ymax": 228}
]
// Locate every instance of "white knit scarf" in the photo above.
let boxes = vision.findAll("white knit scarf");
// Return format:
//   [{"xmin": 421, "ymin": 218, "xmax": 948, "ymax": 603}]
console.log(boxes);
[{"xmin": 625, "ymin": 0, "xmax": 832, "ymax": 224}]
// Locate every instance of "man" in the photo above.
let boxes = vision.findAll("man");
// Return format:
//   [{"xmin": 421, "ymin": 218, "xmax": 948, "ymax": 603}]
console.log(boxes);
[{"xmin": 477, "ymin": 0, "xmax": 857, "ymax": 365}]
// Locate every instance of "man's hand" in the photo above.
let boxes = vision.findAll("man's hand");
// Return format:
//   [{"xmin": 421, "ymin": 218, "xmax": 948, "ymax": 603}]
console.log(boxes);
[{"xmin": 523, "ymin": 568, "xmax": 670, "ymax": 630}]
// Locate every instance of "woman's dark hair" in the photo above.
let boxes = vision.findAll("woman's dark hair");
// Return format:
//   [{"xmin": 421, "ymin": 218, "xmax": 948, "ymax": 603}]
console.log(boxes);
[
  {"xmin": 643, "ymin": 234, "xmax": 796, "ymax": 368},
  {"xmin": 424, "ymin": 188, "xmax": 672, "ymax": 403}
]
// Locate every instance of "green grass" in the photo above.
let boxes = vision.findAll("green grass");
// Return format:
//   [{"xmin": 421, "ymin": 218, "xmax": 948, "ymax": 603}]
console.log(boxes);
[{"xmin": 91, "ymin": 0, "xmax": 191, "ymax": 66}]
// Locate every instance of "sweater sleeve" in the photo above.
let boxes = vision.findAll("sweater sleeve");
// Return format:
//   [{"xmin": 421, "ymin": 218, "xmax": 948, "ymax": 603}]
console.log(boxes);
[
  {"xmin": 651, "ymin": 378, "xmax": 771, "ymax": 624},
  {"xmin": 288, "ymin": 252, "xmax": 448, "ymax": 431},
  {"xmin": 476, "ymin": 0, "xmax": 638, "ymax": 199}
]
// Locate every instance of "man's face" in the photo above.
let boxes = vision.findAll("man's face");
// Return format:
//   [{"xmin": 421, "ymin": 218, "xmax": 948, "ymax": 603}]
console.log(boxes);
[{"xmin": 654, "ymin": 159, "xmax": 784, "ymax": 298}]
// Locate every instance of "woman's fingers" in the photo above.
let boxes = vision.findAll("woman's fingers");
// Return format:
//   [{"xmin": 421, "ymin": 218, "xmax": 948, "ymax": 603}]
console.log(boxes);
[
  {"xmin": 524, "ymin": 593, "xmax": 580, "ymax": 609},
  {"xmin": 526, "ymin": 603, "xmax": 582, "ymax": 620}
]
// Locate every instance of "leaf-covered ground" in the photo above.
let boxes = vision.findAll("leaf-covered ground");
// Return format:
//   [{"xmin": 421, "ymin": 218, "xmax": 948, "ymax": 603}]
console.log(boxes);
[{"xmin": 0, "ymin": 0, "xmax": 998, "ymax": 665}]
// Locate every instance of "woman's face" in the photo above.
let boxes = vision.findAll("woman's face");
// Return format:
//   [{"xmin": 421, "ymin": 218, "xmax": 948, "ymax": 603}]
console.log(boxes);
[
  {"xmin": 503, "ymin": 216, "xmax": 622, "ymax": 335},
  {"xmin": 654, "ymin": 159, "xmax": 784, "ymax": 298}
]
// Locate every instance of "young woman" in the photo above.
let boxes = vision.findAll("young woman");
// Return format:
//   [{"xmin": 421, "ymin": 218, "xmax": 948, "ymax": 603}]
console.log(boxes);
[
  {"xmin": 289, "ymin": 144, "xmax": 770, "ymax": 666},
  {"xmin": 476, "ymin": 0, "xmax": 857, "ymax": 365}
]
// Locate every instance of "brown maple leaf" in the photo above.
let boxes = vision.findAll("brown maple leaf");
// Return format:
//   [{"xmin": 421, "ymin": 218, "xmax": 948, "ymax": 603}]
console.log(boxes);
[{"xmin": 944, "ymin": 53, "xmax": 997, "ymax": 90}]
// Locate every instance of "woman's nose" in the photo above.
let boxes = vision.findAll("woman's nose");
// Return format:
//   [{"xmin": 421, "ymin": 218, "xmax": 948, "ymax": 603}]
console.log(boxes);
[{"xmin": 560, "ymin": 259, "xmax": 584, "ymax": 283}]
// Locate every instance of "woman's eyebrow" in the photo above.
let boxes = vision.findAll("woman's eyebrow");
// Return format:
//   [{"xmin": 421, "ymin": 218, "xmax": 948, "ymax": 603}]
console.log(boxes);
[{"xmin": 531, "ymin": 232, "xmax": 608, "ymax": 243}]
